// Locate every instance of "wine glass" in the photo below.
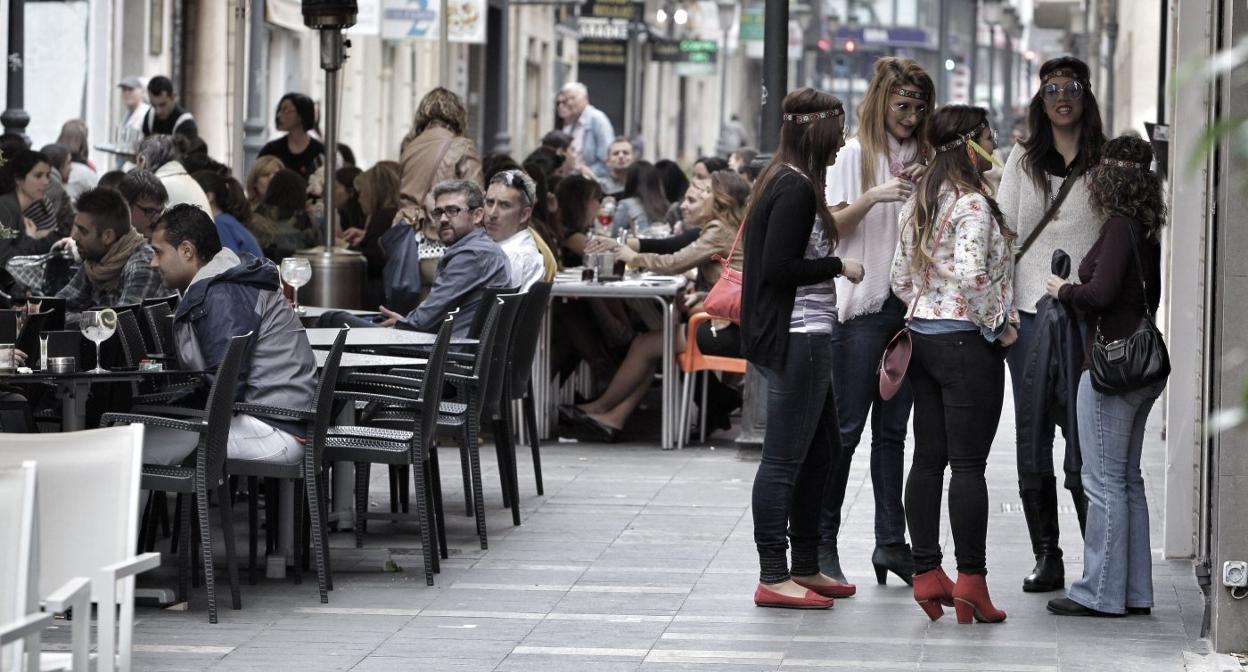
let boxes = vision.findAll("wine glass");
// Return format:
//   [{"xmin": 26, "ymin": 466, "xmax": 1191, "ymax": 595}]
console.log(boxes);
[
  {"xmin": 280, "ymin": 257, "xmax": 313, "ymax": 315},
  {"xmin": 81, "ymin": 309, "xmax": 117, "ymax": 374}
]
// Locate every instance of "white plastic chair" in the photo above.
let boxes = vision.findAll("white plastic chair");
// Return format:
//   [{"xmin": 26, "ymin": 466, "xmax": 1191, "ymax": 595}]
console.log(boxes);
[
  {"xmin": 1, "ymin": 461, "xmax": 48, "ymax": 672},
  {"xmin": 0, "ymin": 426, "xmax": 158, "ymax": 672}
]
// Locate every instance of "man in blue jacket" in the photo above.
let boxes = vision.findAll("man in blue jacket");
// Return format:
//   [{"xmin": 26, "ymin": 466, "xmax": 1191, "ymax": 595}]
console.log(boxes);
[
  {"xmin": 320, "ymin": 179, "xmax": 511, "ymax": 338},
  {"xmin": 143, "ymin": 204, "xmax": 317, "ymax": 466}
]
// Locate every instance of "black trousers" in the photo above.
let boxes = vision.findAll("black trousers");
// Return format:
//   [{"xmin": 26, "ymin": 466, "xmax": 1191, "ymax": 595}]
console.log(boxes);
[
  {"xmin": 751, "ymin": 332, "xmax": 841, "ymax": 583},
  {"xmin": 904, "ymin": 331, "xmax": 1006, "ymax": 575}
]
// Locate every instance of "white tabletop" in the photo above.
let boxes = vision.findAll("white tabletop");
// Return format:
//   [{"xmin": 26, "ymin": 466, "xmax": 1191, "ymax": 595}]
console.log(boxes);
[
  {"xmin": 552, "ymin": 272, "xmax": 687, "ymax": 298},
  {"xmin": 315, "ymin": 350, "xmax": 427, "ymax": 369},
  {"xmin": 300, "ymin": 306, "xmax": 380, "ymax": 319}
]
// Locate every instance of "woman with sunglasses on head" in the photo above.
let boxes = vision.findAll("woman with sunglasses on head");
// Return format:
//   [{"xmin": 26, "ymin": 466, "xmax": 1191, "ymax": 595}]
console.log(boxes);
[
  {"xmin": 818, "ymin": 57, "xmax": 934, "ymax": 588},
  {"xmin": 891, "ymin": 105, "xmax": 1017, "ymax": 624},
  {"xmin": 997, "ymin": 56, "xmax": 1107, "ymax": 596},
  {"xmin": 742, "ymin": 88, "xmax": 864, "ymax": 609},
  {"xmin": 1043, "ymin": 136, "xmax": 1167, "ymax": 618}
]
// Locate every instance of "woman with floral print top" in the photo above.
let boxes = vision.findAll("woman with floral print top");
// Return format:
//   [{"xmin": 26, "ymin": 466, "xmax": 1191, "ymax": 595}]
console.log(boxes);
[{"xmin": 888, "ymin": 105, "xmax": 1017, "ymax": 625}]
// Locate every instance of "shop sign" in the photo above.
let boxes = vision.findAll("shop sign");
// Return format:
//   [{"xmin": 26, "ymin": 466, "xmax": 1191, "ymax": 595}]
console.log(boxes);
[{"xmin": 382, "ymin": 0, "xmax": 487, "ymax": 44}]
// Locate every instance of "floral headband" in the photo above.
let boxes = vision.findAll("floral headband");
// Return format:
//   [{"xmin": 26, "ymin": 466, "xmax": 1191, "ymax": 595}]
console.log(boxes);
[
  {"xmin": 783, "ymin": 107, "xmax": 845, "ymax": 125},
  {"xmin": 934, "ymin": 121, "xmax": 989, "ymax": 154},
  {"xmin": 1042, "ymin": 68, "xmax": 1082, "ymax": 85},
  {"xmin": 889, "ymin": 87, "xmax": 927, "ymax": 101},
  {"xmin": 1098, "ymin": 158, "xmax": 1148, "ymax": 170}
]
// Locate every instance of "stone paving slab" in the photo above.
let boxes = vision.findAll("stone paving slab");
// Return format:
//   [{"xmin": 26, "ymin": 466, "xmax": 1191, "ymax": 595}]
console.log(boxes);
[{"xmin": 37, "ymin": 383, "xmax": 1214, "ymax": 671}]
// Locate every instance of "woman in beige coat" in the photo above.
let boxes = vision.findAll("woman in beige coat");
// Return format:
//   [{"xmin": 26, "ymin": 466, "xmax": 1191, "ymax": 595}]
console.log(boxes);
[
  {"xmin": 395, "ymin": 87, "xmax": 483, "ymax": 228},
  {"xmin": 562, "ymin": 170, "xmax": 750, "ymax": 441}
]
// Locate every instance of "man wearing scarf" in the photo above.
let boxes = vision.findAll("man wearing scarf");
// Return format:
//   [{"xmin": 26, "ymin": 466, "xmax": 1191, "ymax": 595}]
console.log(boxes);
[{"xmin": 56, "ymin": 188, "xmax": 167, "ymax": 326}]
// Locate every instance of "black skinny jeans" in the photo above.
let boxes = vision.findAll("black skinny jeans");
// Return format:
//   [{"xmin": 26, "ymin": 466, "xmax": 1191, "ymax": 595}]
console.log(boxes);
[
  {"xmin": 904, "ymin": 331, "xmax": 1006, "ymax": 576},
  {"xmin": 752, "ymin": 332, "xmax": 842, "ymax": 583}
]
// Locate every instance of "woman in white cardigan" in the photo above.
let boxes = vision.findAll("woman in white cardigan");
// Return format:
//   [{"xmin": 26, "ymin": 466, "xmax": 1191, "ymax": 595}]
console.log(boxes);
[{"xmin": 996, "ymin": 56, "xmax": 1106, "ymax": 596}]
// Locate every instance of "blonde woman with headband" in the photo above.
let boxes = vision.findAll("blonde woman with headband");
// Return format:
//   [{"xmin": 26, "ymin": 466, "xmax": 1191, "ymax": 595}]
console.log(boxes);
[{"xmin": 818, "ymin": 57, "xmax": 934, "ymax": 588}]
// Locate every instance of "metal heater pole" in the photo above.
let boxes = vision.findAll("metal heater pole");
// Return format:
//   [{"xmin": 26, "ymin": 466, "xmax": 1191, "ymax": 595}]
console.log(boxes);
[
  {"xmin": 759, "ymin": 0, "xmax": 788, "ymax": 153},
  {"xmin": 320, "ymin": 29, "xmax": 343, "ymax": 249}
]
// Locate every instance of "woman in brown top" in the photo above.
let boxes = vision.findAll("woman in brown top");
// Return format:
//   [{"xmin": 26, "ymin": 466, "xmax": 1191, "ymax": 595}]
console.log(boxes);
[
  {"xmin": 1043, "ymin": 135, "xmax": 1167, "ymax": 617},
  {"xmin": 561, "ymin": 170, "xmax": 750, "ymax": 441}
]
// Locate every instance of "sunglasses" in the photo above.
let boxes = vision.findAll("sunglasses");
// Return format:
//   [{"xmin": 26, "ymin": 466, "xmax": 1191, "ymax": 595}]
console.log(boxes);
[
  {"xmin": 1042, "ymin": 81, "xmax": 1085, "ymax": 102},
  {"xmin": 890, "ymin": 101, "xmax": 928, "ymax": 120}
]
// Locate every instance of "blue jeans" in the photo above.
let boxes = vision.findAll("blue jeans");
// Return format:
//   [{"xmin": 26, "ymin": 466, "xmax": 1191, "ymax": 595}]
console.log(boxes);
[
  {"xmin": 820, "ymin": 294, "xmax": 912, "ymax": 548},
  {"xmin": 1068, "ymin": 371, "xmax": 1164, "ymax": 614},
  {"xmin": 752, "ymin": 333, "xmax": 841, "ymax": 583}
]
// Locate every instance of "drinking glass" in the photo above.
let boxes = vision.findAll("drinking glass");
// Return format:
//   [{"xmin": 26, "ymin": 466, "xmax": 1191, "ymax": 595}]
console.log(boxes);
[
  {"xmin": 280, "ymin": 257, "xmax": 313, "ymax": 315},
  {"xmin": 80, "ymin": 309, "xmax": 117, "ymax": 374}
]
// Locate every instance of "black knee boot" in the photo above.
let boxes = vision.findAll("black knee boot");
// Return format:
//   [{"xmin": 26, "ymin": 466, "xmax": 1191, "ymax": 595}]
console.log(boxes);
[
  {"xmin": 1069, "ymin": 484, "xmax": 1089, "ymax": 539},
  {"xmin": 1020, "ymin": 477, "xmax": 1065, "ymax": 592}
]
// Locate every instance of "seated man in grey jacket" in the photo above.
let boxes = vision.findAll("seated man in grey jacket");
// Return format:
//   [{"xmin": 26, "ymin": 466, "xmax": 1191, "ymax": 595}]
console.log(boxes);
[
  {"xmin": 319, "ymin": 179, "xmax": 511, "ymax": 338},
  {"xmin": 142, "ymin": 204, "xmax": 318, "ymax": 466}
]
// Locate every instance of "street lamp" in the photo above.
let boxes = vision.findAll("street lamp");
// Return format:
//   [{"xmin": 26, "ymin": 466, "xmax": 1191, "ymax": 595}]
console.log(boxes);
[
  {"xmin": 981, "ymin": 0, "xmax": 1004, "ymax": 120},
  {"xmin": 715, "ymin": 0, "xmax": 736, "ymax": 155},
  {"xmin": 2, "ymin": 0, "xmax": 30, "ymax": 141}
]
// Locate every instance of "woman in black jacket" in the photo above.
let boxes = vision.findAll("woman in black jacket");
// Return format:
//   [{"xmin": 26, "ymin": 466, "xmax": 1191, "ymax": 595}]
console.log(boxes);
[{"xmin": 741, "ymin": 88, "xmax": 865, "ymax": 609}]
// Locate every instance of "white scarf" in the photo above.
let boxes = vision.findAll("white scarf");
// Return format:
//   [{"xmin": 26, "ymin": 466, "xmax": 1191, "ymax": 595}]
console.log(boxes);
[{"xmin": 834, "ymin": 133, "xmax": 918, "ymax": 322}]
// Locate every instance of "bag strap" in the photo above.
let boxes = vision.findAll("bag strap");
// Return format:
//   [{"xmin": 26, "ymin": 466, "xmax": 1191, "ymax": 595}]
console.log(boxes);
[
  {"xmin": 1015, "ymin": 158, "xmax": 1085, "ymax": 261},
  {"xmin": 904, "ymin": 191, "xmax": 960, "ymax": 321},
  {"xmin": 1095, "ymin": 221, "xmax": 1155, "ymax": 341}
]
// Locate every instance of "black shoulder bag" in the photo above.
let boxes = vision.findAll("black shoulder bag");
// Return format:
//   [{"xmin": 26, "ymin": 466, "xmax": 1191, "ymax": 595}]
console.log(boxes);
[
  {"xmin": 1015, "ymin": 160, "xmax": 1085, "ymax": 262},
  {"xmin": 1090, "ymin": 225, "xmax": 1171, "ymax": 394}
]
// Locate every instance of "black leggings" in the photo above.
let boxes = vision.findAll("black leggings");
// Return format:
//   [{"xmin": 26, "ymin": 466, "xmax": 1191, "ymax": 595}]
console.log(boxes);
[{"xmin": 904, "ymin": 331, "xmax": 1006, "ymax": 575}]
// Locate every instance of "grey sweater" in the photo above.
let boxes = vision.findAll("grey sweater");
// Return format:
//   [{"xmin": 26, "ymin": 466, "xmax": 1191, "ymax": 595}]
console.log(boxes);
[{"xmin": 997, "ymin": 145, "xmax": 1103, "ymax": 313}]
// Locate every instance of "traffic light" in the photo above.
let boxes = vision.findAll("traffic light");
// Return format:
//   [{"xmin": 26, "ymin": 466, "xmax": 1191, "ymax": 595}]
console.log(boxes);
[
  {"xmin": 844, "ymin": 37, "xmax": 856, "ymax": 53},
  {"xmin": 817, "ymin": 37, "xmax": 831, "ymax": 51}
]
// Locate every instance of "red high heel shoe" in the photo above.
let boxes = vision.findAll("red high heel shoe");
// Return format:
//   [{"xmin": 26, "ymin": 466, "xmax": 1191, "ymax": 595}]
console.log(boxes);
[
  {"xmin": 912, "ymin": 568, "xmax": 956, "ymax": 621},
  {"xmin": 952, "ymin": 573, "xmax": 1007, "ymax": 624},
  {"xmin": 792, "ymin": 575, "xmax": 857, "ymax": 599}
]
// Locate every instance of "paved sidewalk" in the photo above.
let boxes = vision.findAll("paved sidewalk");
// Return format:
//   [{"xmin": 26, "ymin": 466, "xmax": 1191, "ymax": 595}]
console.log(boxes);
[{"xmin": 100, "ymin": 388, "xmax": 1209, "ymax": 671}]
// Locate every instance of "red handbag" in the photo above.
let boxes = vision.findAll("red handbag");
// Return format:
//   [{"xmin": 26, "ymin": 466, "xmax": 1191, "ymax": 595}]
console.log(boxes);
[
  {"xmin": 703, "ymin": 218, "xmax": 747, "ymax": 324},
  {"xmin": 878, "ymin": 200, "xmax": 957, "ymax": 401}
]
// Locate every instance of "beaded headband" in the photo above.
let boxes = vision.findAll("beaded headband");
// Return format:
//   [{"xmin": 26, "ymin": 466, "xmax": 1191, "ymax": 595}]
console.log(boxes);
[
  {"xmin": 889, "ymin": 87, "xmax": 927, "ymax": 101},
  {"xmin": 934, "ymin": 121, "xmax": 989, "ymax": 154},
  {"xmin": 1099, "ymin": 158, "xmax": 1148, "ymax": 170},
  {"xmin": 783, "ymin": 107, "xmax": 845, "ymax": 125},
  {"xmin": 1042, "ymin": 68, "xmax": 1081, "ymax": 85}
]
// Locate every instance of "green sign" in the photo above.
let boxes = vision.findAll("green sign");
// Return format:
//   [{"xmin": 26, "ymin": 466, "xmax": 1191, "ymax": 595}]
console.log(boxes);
[{"xmin": 740, "ymin": 3, "xmax": 764, "ymax": 41}]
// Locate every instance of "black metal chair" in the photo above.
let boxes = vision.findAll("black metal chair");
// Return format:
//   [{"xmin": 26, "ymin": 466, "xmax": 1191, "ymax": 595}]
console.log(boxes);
[
  {"xmin": 323, "ymin": 316, "xmax": 456, "ymax": 586},
  {"xmin": 228, "ymin": 328, "xmax": 348, "ymax": 603},
  {"xmin": 102, "ymin": 331, "xmax": 253, "ymax": 624},
  {"xmin": 495, "ymin": 281, "xmax": 553, "ymax": 523},
  {"xmin": 355, "ymin": 293, "xmax": 526, "ymax": 550},
  {"xmin": 143, "ymin": 301, "xmax": 177, "ymax": 360}
]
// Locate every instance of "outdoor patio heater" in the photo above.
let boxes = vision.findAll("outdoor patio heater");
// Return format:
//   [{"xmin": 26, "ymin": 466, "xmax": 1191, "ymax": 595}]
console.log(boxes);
[{"xmin": 299, "ymin": 0, "xmax": 367, "ymax": 309}]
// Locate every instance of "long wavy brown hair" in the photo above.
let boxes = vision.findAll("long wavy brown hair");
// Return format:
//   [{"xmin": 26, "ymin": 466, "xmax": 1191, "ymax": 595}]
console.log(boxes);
[
  {"xmin": 356, "ymin": 161, "xmax": 401, "ymax": 219},
  {"xmin": 745, "ymin": 87, "xmax": 845, "ymax": 245},
  {"xmin": 855, "ymin": 57, "xmax": 934, "ymax": 191},
  {"xmin": 705, "ymin": 170, "xmax": 750, "ymax": 232},
  {"xmin": 1020, "ymin": 56, "xmax": 1106, "ymax": 195},
  {"xmin": 1087, "ymin": 135, "xmax": 1167, "ymax": 240},
  {"xmin": 905, "ymin": 105, "xmax": 1011, "ymax": 271}
]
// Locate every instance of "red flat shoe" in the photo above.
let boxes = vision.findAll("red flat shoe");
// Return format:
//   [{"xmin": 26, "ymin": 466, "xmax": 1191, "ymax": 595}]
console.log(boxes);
[
  {"xmin": 792, "ymin": 576, "xmax": 857, "ymax": 598},
  {"xmin": 754, "ymin": 584, "xmax": 834, "ymax": 609}
]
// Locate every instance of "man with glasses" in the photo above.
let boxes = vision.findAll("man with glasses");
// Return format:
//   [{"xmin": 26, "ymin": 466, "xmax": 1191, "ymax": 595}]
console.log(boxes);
[
  {"xmin": 318, "ymin": 180, "xmax": 511, "ymax": 337},
  {"xmin": 55, "ymin": 188, "xmax": 167, "ymax": 327},
  {"xmin": 117, "ymin": 169, "xmax": 169, "ymax": 239},
  {"xmin": 486, "ymin": 170, "xmax": 547, "ymax": 291}
]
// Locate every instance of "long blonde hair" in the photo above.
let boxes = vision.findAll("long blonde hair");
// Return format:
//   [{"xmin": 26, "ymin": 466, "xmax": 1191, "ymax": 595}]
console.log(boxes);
[
  {"xmin": 855, "ymin": 57, "xmax": 934, "ymax": 191},
  {"xmin": 706, "ymin": 170, "xmax": 750, "ymax": 232},
  {"xmin": 246, "ymin": 156, "xmax": 285, "ymax": 207},
  {"xmin": 355, "ymin": 161, "xmax": 401, "ymax": 219}
]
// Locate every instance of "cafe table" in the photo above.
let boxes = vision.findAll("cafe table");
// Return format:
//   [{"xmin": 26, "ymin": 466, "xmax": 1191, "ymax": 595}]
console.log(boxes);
[
  {"xmin": 0, "ymin": 368, "xmax": 203, "ymax": 432},
  {"xmin": 539, "ymin": 271, "xmax": 688, "ymax": 449},
  {"xmin": 302, "ymin": 327, "xmax": 476, "ymax": 350}
]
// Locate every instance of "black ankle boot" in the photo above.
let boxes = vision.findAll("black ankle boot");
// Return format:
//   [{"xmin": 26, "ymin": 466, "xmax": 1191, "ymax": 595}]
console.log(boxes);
[
  {"xmin": 818, "ymin": 544, "xmax": 847, "ymax": 584},
  {"xmin": 871, "ymin": 543, "xmax": 914, "ymax": 586},
  {"xmin": 1021, "ymin": 477, "xmax": 1065, "ymax": 592}
]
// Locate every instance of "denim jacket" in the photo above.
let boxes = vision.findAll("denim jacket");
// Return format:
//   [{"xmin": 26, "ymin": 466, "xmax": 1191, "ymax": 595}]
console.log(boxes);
[{"xmin": 571, "ymin": 105, "xmax": 616, "ymax": 180}]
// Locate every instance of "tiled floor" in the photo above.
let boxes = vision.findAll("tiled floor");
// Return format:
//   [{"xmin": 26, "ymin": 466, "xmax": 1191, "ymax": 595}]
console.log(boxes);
[{"xmin": 66, "ymin": 387, "xmax": 1214, "ymax": 670}]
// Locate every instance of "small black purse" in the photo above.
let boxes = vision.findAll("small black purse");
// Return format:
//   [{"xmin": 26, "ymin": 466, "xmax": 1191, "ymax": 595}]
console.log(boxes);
[{"xmin": 1090, "ymin": 225, "xmax": 1170, "ymax": 394}]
